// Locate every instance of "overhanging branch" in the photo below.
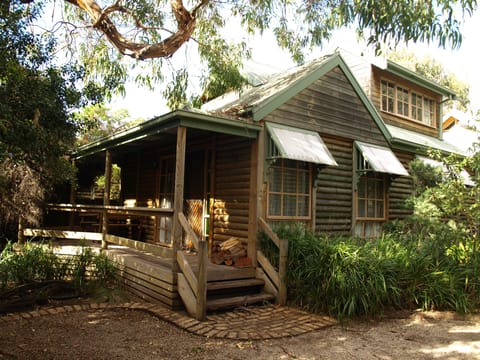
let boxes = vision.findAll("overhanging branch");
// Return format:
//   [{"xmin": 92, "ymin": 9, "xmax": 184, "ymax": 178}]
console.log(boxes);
[{"xmin": 64, "ymin": 0, "xmax": 206, "ymax": 60}]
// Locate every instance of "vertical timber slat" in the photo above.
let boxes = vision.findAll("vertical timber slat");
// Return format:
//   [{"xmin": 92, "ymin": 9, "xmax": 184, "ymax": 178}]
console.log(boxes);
[
  {"xmin": 196, "ymin": 240, "xmax": 208, "ymax": 321},
  {"xmin": 254, "ymin": 128, "xmax": 265, "ymax": 266},
  {"xmin": 278, "ymin": 238, "xmax": 288, "ymax": 305},
  {"xmin": 69, "ymin": 159, "xmax": 76, "ymax": 227},
  {"xmin": 248, "ymin": 138, "xmax": 258, "ymax": 263},
  {"xmin": 102, "ymin": 150, "xmax": 112, "ymax": 249},
  {"xmin": 172, "ymin": 127, "xmax": 186, "ymax": 273}
]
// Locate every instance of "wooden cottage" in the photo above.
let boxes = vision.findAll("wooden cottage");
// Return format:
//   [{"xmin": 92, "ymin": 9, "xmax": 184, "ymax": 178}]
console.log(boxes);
[{"xmin": 31, "ymin": 51, "xmax": 462, "ymax": 319}]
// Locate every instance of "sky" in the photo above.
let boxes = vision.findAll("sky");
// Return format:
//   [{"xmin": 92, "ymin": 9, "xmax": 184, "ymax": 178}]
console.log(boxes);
[{"xmin": 109, "ymin": 9, "xmax": 480, "ymax": 121}]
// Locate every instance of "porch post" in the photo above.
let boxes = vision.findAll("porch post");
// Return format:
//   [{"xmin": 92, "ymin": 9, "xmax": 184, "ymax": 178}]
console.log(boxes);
[
  {"xmin": 101, "ymin": 149, "xmax": 112, "ymax": 250},
  {"xmin": 68, "ymin": 159, "xmax": 76, "ymax": 227},
  {"xmin": 248, "ymin": 137, "xmax": 259, "ymax": 264},
  {"xmin": 253, "ymin": 127, "xmax": 266, "ymax": 266},
  {"xmin": 172, "ymin": 126, "xmax": 186, "ymax": 272}
]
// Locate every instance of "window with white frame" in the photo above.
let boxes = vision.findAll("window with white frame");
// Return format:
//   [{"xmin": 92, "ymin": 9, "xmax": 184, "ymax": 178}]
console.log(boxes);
[
  {"xmin": 380, "ymin": 79, "xmax": 436, "ymax": 127},
  {"xmin": 267, "ymin": 159, "xmax": 312, "ymax": 219}
]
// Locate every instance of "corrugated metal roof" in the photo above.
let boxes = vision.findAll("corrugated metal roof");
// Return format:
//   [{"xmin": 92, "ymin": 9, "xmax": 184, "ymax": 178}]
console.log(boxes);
[
  {"xmin": 267, "ymin": 123, "xmax": 337, "ymax": 166},
  {"xmin": 356, "ymin": 141, "xmax": 409, "ymax": 176},
  {"xmin": 202, "ymin": 56, "xmax": 332, "ymax": 116},
  {"xmin": 417, "ymin": 156, "xmax": 475, "ymax": 186},
  {"xmin": 387, "ymin": 124, "xmax": 465, "ymax": 155},
  {"xmin": 443, "ymin": 125, "xmax": 479, "ymax": 155}
]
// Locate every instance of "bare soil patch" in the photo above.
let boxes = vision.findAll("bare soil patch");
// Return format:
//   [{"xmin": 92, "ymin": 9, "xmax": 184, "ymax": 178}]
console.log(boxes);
[{"xmin": 1, "ymin": 304, "xmax": 480, "ymax": 359}]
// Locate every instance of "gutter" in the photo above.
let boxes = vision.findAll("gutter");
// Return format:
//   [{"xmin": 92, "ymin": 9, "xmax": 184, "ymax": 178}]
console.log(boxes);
[
  {"xmin": 386, "ymin": 61, "xmax": 457, "ymax": 98},
  {"xmin": 73, "ymin": 109, "xmax": 261, "ymax": 159}
]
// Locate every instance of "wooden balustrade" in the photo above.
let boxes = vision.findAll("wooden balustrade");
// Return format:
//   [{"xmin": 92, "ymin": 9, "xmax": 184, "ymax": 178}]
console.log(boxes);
[
  {"xmin": 176, "ymin": 211, "xmax": 207, "ymax": 321},
  {"xmin": 257, "ymin": 217, "xmax": 288, "ymax": 305},
  {"xmin": 45, "ymin": 203, "xmax": 174, "ymax": 246}
]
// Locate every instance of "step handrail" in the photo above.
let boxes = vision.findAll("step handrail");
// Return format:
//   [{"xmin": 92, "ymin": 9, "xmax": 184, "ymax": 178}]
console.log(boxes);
[
  {"xmin": 177, "ymin": 211, "xmax": 207, "ymax": 321},
  {"xmin": 257, "ymin": 217, "xmax": 288, "ymax": 305}
]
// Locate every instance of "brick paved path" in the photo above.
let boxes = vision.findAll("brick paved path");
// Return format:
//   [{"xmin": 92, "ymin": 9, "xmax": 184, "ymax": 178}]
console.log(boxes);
[{"xmin": 0, "ymin": 302, "xmax": 337, "ymax": 340}]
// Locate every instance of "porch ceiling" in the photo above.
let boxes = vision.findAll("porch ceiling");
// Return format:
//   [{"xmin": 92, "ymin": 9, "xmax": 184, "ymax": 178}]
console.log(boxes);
[{"xmin": 74, "ymin": 110, "xmax": 261, "ymax": 159}]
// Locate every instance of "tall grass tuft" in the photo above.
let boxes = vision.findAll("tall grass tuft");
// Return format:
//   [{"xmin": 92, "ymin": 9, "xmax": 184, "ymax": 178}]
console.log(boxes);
[{"xmin": 260, "ymin": 222, "xmax": 480, "ymax": 319}]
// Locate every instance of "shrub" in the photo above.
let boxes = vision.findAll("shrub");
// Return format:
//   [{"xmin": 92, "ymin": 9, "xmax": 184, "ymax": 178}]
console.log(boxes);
[
  {"xmin": 260, "ymin": 222, "xmax": 480, "ymax": 319},
  {"xmin": 0, "ymin": 241, "xmax": 117, "ymax": 294}
]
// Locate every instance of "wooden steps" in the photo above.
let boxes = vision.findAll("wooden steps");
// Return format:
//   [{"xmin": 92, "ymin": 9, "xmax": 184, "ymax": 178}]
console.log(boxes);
[
  {"xmin": 207, "ymin": 292, "xmax": 276, "ymax": 311},
  {"xmin": 207, "ymin": 278, "xmax": 264, "ymax": 293},
  {"xmin": 205, "ymin": 276, "xmax": 275, "ymax": 312}
]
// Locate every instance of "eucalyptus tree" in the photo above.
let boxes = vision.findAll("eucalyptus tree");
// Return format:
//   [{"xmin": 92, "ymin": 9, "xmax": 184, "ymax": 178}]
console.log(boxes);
[
  {"xmin": 0, "ymin": 1, "xmax": 102, "ymax": 240},
  {"xmin": 10, "ymin": 0, "xmax": 478, "ymax": 107}
]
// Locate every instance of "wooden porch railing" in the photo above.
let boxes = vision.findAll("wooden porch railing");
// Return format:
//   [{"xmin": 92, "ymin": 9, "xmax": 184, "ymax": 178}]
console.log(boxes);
[
  {"xmin": 44, "ymin": 203, "xmax": 175, "ymax": 250},
  {"xmin": 176, "ymin": 211, "xmax": 208, "ymax": 321},
  {"xmin": 257, "ymin": 217, "xmax": 288, "ymax": 305},
  {"xmin": 47, "ymin": 203, "xmax": 173, "ymax": 216}
]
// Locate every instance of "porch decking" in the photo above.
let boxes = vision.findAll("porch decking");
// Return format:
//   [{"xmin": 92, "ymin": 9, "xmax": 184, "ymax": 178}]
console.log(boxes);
[{"xmin": 47, "ymin": 238, "xmax": 274, "ymax": 312}]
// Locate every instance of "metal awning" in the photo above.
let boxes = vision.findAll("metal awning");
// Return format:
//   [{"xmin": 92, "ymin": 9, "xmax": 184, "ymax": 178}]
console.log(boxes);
[
  {"xmin": 386, "ymin": 124, "xmax": 464, "ymax": 155},
  {"xmin": 417, "ymin": 156, "xmax": 475, "ymax": 186},
  {"xmin": 356, "ymin": 141, "xmax": 409, "ymax": 176},
  {"xmin": 266, "ymin": 123, "xmax": 337, "ymax": 165}
]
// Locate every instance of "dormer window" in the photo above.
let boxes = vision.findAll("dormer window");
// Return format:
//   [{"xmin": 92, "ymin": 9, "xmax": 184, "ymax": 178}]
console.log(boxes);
[{"xmin": 381, "ymin": 79, "xmax": 436, "ymax": 127}]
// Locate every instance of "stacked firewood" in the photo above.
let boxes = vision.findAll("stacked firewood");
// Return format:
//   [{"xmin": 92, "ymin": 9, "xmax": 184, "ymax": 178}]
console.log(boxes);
[{"xmin": 211, "ymin": 237, "xmax": 250, "ymax": 266}]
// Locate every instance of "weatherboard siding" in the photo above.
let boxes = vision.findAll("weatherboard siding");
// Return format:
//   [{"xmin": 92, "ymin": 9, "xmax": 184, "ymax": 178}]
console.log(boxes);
[{"xmin": 263, "ymin": 66, "xmax": 389, "ymax": 147}]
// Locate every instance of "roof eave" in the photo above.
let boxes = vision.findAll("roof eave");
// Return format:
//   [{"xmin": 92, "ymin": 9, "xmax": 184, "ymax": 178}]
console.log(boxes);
[
  {"xmin": 73, "ymin": 109, "xmax": 261, "ymax": 159},
  {"xmin": 385, "ymin": 61, "xmax": 457, "ymax": 98},
  {"xmin": 389, "ymin": 137, "xmax": 464, "ymax": 156}
]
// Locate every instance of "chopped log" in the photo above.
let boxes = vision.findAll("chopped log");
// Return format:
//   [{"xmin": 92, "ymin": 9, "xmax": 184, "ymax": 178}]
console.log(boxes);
[
  {"xmin": 219, "ymin": 237, "xmax": 242, "ymax": 251},
  {"xmin": 212, "ymin": 237, "xmax": 249, "ymax": 266}
]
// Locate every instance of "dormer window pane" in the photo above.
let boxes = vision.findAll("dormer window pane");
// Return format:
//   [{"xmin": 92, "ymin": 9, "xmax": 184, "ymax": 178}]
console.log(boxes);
[
  {"xmin": 411, "ymin": 92, "xmax": 423, "ymax": 121},
  {"xmin": 381, "ymin": 80, "xmax": 395, "ymax": 113},
  {"xmin": 380, "ymin": 78, "xmax": 436, "ymax": 127},
  {"xmin": 423, "ymin": 98, "xmax": 435, "ymax": 126},
  {"xmin": 397, "ymin": 87, "xmax": 409, "ymax": 116}
]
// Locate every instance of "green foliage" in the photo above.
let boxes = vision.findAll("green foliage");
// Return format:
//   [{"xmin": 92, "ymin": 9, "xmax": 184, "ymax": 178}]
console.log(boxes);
[
  {"xmin": 261, "ymin": 220, "xmax": 480, "ymax": 319},
  {"xmin": 302, "ymin": 149, "xmax": 480, "ymax": 318},
  {"xmin": 0, "ymin": 241, "xmax": 117, "ymax": 294},
  {"xmin": 74, "ymin": 104, "xmax": 136, "ymax": 146},
  {"xmin": 28, "ymin": 0, "xmax": 477, "ymax": 108},
  {"xmin": 93, "ymin": 164, "xmax": 122, "ymax": 201},
  {"xmin": 408, "ymin": 150, "xmax": 480, "ymax": 241},
  {"xmin": 0, "ymin": 241, "xmax": 69, "ymax": 290},
  {"xmin": 0, "ymin": 0, "xmax": 105, "ymax": 239}
]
